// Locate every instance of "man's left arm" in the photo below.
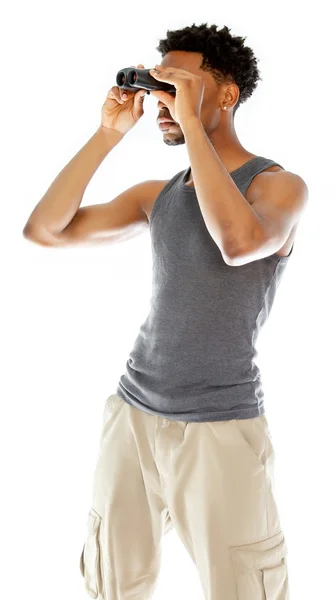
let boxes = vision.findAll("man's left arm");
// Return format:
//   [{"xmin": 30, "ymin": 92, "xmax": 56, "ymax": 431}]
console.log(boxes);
[{"xmin": 182, "ymin": 119, "xmax": 309, "ymax": 266}]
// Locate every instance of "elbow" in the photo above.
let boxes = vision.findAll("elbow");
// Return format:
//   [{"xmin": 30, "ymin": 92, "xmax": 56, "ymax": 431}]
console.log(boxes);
[
  {"xmin": 22, "ymin": 222, "xmax": 38, "ymax": 243},
  {"xmin": 22, "ymin": 222, "xmax": 35, "ymax": 239},
  {"xmin": 221, "ymin": 227, "xmax": 266, "ymax": 266},
  {"xmin": 22, "ymin": 222, "xmax": 56, "ymax": 246},
  {"xmin": 220, "ymin": 238, "xmax": 246, "ymax": 267}
]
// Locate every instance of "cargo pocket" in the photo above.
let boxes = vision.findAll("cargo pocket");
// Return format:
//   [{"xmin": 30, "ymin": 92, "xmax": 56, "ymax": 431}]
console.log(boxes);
[
  {"xmin": 229, "ymin": 529, "xmax": 289, "ymax": 599},
  {"xmin": 79, "ymin": 507, "xmax": 104, "ymax": 599}
]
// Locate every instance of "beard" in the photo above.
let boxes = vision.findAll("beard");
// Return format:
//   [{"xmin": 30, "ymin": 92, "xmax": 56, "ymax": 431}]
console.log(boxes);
[{"xmin": 162, "ymin": 126, "xmax": 186, "ymax": 147}]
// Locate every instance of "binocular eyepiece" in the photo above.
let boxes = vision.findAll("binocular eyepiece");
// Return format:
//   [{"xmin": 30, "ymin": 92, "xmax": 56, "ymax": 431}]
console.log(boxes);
[{"xmin": 116, "ymin": 67, "xmax": 176, "ymax": 95}]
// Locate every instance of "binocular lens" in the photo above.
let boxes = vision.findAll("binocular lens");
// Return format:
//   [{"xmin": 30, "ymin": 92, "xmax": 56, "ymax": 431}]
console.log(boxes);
[
  {"xmin": 116, "ymin": 67, "xmax": 175, "ymax": 94},
  {"xmin": 116, "ymin": 70, "xmax": 137, "ymax": 86},
  {"xmin": 116, "ymin": 72, "xmax": 126, "ymax": 86},
  {"xmin": 130, "ymin": 71, "xmax": 137, "ymax": 84}
]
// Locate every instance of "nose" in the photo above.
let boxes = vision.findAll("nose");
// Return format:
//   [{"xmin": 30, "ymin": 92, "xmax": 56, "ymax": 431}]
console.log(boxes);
[
  {"xmin": 157, "ymin": 100, "xmax": 172, "ymax": 121},
  {"xmin": 157, "ymin": 99, "xmax": 168, "ymax": 110}
]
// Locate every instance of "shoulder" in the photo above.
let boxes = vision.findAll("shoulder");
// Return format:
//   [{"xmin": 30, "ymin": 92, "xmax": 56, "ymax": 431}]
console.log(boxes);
[
  {"xmin": 254, "ymin": 164, "xmax": 308, "ymax": 192},
  {"xmin": 251, "ymin": 164, "xmax": 308, "ymax": 188},
  {"xmin": 247, "ymin": 165, "xmax": 309, "ymax": 211},
  {"xmin": 247, "ymin": 166, "xmax": 309, "ymax": 258}
]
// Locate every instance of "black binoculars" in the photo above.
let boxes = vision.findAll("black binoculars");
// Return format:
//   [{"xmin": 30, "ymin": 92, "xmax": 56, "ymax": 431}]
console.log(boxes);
[{"xmin": 116, "ymin": 67, "xmax": 176, "ymax": 95}]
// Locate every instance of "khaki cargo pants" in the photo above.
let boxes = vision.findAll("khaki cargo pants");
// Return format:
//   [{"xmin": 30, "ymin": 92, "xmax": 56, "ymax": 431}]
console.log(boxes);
[{"xmin": 79, "ymin": 393, "xmax": 290, "ymax": 599}]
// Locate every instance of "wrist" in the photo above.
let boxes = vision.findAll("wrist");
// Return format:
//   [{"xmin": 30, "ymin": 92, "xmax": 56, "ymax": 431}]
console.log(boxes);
[
  {"xmin": 96, "ymin": 125, "xmax": 125, "ymax": 148},
  {"xmin": 180, "ymin": 116, "xmax": 203, "ymax": 135}
]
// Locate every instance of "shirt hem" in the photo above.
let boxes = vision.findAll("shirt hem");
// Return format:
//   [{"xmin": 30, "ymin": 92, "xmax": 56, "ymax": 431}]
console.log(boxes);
[{"xmin": 116, "ymin": 385, "xmax": 265, "ymax": 422}]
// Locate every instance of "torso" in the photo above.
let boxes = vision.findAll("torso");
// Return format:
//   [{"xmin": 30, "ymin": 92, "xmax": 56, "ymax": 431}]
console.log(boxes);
[{"xmin": 142, "ymin": 164, "xmax": 297, "ymax": 258}]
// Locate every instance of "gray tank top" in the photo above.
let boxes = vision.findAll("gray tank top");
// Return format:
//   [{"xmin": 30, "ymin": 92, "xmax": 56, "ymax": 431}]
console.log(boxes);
[{"xmin": 117, "ymin": 156, "xmax": 293, "ymax": 422}]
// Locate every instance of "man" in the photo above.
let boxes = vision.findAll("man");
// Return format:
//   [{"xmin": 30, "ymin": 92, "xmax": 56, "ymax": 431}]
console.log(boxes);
[{"xmin": 23, "ymin": 22, "xmax": 308, "ymax": 600}]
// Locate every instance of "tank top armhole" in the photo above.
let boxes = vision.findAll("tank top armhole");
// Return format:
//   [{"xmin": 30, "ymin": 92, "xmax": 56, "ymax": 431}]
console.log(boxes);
[
  {"xmin": 245, "ymin": 160, "xmax": 292, "ymax": 262},
  {"xmin": 149, "ymin": 170, "xmax": 185, "ymax": 229},
  {"xmin": 264, "ymin": 162, "xmax": 294, "ymax": 261},
  {"xmin": 267, "ymin": 241, "xmax": 295, "ymax": 261}
]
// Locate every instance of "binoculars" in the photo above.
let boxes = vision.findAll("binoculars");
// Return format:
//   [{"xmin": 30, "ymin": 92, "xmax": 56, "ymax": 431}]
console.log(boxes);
[{"xmin": 116, "ymin": 67, "xmax": 176, "ymax": 95}]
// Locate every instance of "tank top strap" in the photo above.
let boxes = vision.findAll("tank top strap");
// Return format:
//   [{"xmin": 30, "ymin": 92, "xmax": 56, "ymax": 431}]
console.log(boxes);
[{"xmin": 231, "ymin": 156, "xmax": 285, "ymax": 197}]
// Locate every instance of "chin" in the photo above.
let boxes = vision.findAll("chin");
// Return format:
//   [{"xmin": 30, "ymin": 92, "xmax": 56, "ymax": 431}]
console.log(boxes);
[{"xmin": 162, "ymin": 131, "xmax": 186, "ymax": 147}]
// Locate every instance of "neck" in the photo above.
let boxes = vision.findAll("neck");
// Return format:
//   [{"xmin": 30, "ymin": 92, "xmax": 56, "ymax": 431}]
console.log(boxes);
[
  {"xmin": 186, "ymin": 121, "xmax": 256, "ymax": 185},
  {"xmin": 209, "ymin": 121, "xmax": 256, "ymax": 170}
]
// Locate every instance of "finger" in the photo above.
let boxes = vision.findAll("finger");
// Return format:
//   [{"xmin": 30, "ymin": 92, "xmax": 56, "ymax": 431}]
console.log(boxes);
[
  {"xmin": 149, "ymin": 70, "xmax": 161, "ymax": 81},
  {"xmin": 116, "ymin": 85, "xmax": 129, "ymax": 101},
  {"xmin": 108, "ymin": 86, "xmax": 123, "ymax": 104},
  {"xmin": 149, "ymin": 68, "xmax": 170, "ymax": 80},
  {"xmin": 110, "ymin": 86, "xmax": 129, "ymax": 104},
  {"xmin": 134, "ymin": 87, "xmax": 147, "ymax": 104},
  {"xmin": 151, "ymin": 66, "xmax": 189, "ymax": 80},
  {"xmin": 154, "ymin": 64, "xmax": 186, "ymax": 74},
  {"xmin": 150, "ymin": 89, "xmax": 174, "ymax": 107}
]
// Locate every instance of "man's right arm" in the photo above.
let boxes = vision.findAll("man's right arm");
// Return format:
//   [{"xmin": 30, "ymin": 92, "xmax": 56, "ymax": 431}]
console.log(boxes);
[{"xmin": 22, "ymin": 126, "xmax": 157, "ymax": 248}]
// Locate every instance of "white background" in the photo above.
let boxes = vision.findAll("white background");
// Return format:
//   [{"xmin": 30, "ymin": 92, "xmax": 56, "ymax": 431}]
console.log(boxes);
[{"xmin": 2, "ymin": 1, "xmax": 335, "ymax": 599}]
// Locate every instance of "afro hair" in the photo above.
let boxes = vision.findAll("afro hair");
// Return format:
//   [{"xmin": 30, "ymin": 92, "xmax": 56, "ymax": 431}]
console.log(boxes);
[{"xmin": 156, "ymin": 23, "xmax": 262, "ymax": 116}]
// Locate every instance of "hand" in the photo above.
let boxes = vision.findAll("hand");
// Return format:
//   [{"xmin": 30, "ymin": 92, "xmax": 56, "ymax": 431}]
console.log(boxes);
[
  {"xmin": 101, "ymin": 64, "xmax": 148, "ymax": 135},
  {"xmin": 149, "ymin": 65, "xmax": 205, "ymax": 128}
]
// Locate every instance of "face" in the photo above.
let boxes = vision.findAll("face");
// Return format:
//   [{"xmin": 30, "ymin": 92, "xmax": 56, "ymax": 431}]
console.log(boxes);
[{"xmin": 156, "ymin": 51, "xmax": 226, "ymax": 147}]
